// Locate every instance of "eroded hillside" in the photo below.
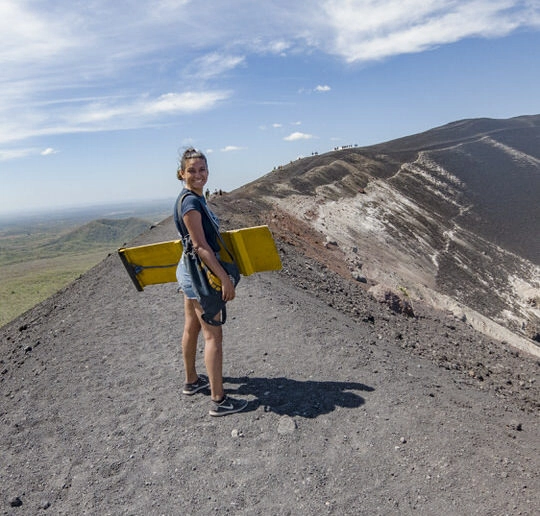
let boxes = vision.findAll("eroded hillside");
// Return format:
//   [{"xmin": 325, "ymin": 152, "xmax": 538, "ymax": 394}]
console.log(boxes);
[{"xmin": 225, "ymin": 115, "xmax": 540, "ymax": 354}]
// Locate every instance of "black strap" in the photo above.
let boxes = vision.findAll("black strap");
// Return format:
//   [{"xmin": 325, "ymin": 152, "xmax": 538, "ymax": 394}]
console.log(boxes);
[
  {"xmin": 174, "ymin": 191, "xmax": 236, "ymax": 262},
  {"xmin": 174, "ymin": 191, "xmax": 232, "ymax": 327},
  {"xmin": 173, "ymin": 192, "xmax": 190, "ymax": 240},
  {"xmin": 202, "ymin": 306, "xmax": 227, "ymax": 326}
]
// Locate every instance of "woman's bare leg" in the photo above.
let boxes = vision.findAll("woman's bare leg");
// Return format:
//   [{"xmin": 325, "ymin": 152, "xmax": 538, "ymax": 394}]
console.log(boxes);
[
  {"xmin": 182, "ymin": 297, "xmax": 202, "ymax": 384},
  {"xmin": 194, "ymin": 305, "xmax": 224, "ymax": 401}
]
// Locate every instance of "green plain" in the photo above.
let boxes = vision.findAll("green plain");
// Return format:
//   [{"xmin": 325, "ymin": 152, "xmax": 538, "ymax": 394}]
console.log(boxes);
[
  {"xmin": 0, "ymin": 202, "xmax": 172, "ymax": 328},
  {"xmin": 0, "ymin": 250, "xmax": 111, "ymax": 327}
]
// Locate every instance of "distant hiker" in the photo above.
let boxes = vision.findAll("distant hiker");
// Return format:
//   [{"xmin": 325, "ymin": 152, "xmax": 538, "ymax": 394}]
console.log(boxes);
[
  {"xmin": 175, "ymin": 147, "xmax": 248, "ymax": 417},
  {"xmin": 205, "ymin": 188, "xmax": 210, "ymax": 200}
]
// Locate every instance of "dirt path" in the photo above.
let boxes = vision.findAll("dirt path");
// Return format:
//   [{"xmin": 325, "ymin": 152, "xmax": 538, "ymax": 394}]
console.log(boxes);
[{"xmin": 1, "ymin": 219, "xmax": 538, "ymax": 515}]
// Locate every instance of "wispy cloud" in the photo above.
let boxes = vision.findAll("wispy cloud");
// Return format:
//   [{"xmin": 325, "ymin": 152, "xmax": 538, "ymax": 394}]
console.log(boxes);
[
  {"xmin": 143, "ymin": 91, "xmax": 230, "ymax": 115},
  {"xmin": 299, "ymin": 85, "xmax": 332, "ymax": 94},
  {"xmin": 186, "ymin": 53, "xmax": 246, "ymax": 80},
  {"xmin": 221, "ymin": 146, "xmax": 245, "ymax": 152},
  {"xmin": 320, "ymin": 0, "xmax": 540, "ymax": 62},
  {"xmin": 0, "ymin": 147, "xmax": 39, "ymax": 161},
  {"xmin": 0, "ymin": 90, "xmax": 231, "ymax": 144},
  {"xmin": 1, "ymin": 0, "xmax": 538, "ymax": 151},
  {"xmin": 0, "ymin": 1, "xmax": 75, "ymax": 66},
  {"xmin": 284, "ymin": 132, "xmax": 314, "ymax": 141},
  {"xmin": 0, "ymin": 145, "xmax": 58, "ymax": 161},
  {"xmin": 3, "ymin": 2, "xmax": 539, "ymax": 73}
]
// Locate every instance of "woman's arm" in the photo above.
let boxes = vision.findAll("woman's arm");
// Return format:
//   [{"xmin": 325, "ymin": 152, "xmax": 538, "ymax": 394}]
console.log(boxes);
[{"xmin": 183, "ymin": 209, "xmax": 235, "ymax": 301}]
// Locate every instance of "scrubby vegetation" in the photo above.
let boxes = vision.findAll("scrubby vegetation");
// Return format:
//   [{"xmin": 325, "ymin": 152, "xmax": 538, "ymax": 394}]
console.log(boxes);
[{"xmin": 0, "ymin": 215, "xmax": 163, "ymax": 327}]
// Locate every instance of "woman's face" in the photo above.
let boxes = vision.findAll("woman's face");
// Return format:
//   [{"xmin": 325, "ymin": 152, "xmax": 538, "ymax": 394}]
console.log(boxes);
[{"xmin": 180, "ymin": 157, "xmax": 208, "ymax": 194}]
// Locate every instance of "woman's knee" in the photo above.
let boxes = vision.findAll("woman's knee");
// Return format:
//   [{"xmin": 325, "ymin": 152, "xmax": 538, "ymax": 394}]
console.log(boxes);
[
  {"xmin": 183, "ymin": 298, "xmax": 201, "ymax": 331},
  {"xmin": 200, "ymin": 321, "xmax": 223, "ymax": 346}
]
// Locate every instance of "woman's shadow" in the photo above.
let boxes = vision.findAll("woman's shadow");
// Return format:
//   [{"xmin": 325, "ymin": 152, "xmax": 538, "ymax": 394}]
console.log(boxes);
[{"xmin": 224, "ymin": 376, "xmax": 374, "ymax": 418}]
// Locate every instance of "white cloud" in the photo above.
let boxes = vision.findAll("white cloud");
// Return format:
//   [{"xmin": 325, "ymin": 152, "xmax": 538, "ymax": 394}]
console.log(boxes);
[
  {"xmin": 0, "ymin": 90, "xmax": 231, "ymax": 144},
  {"xmin": 0, "ymin": 147, "xmax": 38, "ymax": 161},
  {"xmin": 266, "ymin": 40, "xmax": 292, "ymax": 55},
  {"xmin": 272, "ymin": 123, "xmax": 283, "ymax": 128},
  {"xmin": 3, "ymin": 1, "xmax": 539, "ymax": 74},
  {"xmin": 0, "ymin": 145, "xmax": 58, "ymax": 161},
  {"xmin": 0, "ymin": 0, "xmax": 538, "ymax": 150},
  {"xmin": 284, "ymin": 132, "xmax": 314, "ymax": 141},
  {"xmin": 221, "ymin": 146, "xmax": 245, "ymax": 152},
  {"xmin": 320, "ymin": 0, "xmax": 540, "ymax": 62},
  {"xmin": 41, "ymin": 147, "xmax": 58, "ymax": 156},
  {"xmin": 299, "ymin": 85, "xmax": 332, "ymax": 94},
  {"xmin": 143, "ymin": 91, "xmax": 230, "ymax": 115},
  {"xmin": 186, "ymin": 53, "xmax": 246, "ymax": 80},
  {"xmin": 0, "ymin": 1, "xmax": 74, "ymax": 65}
]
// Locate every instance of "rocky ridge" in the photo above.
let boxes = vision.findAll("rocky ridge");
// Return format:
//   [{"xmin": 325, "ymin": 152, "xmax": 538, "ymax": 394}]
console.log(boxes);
[{"xmin": 227, "ymin": 115, "xmax": 540, "ymax": 354}]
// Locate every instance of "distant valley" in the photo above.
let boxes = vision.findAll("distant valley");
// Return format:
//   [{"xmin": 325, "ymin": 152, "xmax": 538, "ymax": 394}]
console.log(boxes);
[{"xmin": 0, "ymin": 199, "xmax": 174, "ymax": 327}]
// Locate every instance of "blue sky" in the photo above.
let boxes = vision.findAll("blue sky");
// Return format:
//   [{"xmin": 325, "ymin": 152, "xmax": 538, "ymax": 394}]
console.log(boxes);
[{"xmin": 1, "ymin": 0, "xmax": 539, "ymax": 215}]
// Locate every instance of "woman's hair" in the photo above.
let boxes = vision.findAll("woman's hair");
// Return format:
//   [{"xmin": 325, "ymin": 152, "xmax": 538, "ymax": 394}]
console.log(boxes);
[{"xmin": 177, "ymin": 147, "xmax": 208, "ymax": 180}]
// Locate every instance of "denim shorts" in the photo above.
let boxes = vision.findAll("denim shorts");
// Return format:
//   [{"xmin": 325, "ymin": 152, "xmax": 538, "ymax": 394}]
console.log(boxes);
[{"xmin": 176, "ymin": 255, "xmax": 197, "ymax": 299}]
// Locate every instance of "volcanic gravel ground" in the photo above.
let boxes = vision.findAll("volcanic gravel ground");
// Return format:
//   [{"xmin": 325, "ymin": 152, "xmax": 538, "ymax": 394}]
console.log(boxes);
[{"xmin": 1, "ymin": 215, "xmax": 539, "ymax": 515}]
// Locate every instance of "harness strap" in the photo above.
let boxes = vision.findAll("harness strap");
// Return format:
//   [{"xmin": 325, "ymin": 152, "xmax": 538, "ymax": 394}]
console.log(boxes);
[
  {"xmin": 174, "ymin": 191, "xmax": 233, "ymax": 327},
  {"xmin": 174, "ymin": 191, "xmax": 236, "ymax": 262}
]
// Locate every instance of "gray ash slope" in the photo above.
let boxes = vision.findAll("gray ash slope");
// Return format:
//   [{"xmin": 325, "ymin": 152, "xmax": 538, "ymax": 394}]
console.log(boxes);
[
  {"xmin": 1, "ymin": 116, "xmax": 539, "ymax": 515},
  {"xmin": 370, "ymin": 115, "xmax": 539, "ymax": 264},
  {"xmin": 228, "ymin": 114, "xmax": 540, "ymax": 350}
]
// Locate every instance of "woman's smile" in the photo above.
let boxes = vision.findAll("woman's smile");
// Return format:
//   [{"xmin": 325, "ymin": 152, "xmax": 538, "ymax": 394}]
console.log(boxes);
[{"xmin": 182, "ymin": 157, "xmax": 208, "ymax": 193}]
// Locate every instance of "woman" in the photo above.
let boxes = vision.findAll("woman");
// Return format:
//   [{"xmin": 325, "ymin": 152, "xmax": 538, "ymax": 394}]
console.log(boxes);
[{"xmin": 175, "ymin": 147, "xmax": 248, "ymax": 417}]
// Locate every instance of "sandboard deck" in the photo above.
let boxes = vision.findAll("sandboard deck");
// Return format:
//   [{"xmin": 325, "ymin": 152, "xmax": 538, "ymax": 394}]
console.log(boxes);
[{"xmin": 118, "ymin": 225, "xmax": 281, "ymax": 291}]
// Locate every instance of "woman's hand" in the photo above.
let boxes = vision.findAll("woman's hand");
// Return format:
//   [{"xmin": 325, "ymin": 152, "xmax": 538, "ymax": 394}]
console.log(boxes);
[{"xmin": 220, "ymin": 275, "xmax": 236, "ymax": 301}]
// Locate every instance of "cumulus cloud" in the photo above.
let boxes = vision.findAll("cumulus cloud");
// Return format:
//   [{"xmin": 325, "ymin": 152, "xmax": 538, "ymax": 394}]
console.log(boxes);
[
  {"xmin": 41, "ymin": 147, "xmax": 58, "ymax": 156},
  {"xmin": 284, "ymin": 132, "xmax": 314, "ymax": 141},
  {"xmin": 315, "ymin": 85, "xmax": 331, "ymax": 92}
]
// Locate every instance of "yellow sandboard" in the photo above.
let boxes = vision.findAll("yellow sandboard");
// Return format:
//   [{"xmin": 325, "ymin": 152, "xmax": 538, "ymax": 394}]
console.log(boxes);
[{"xmin": 118, "ymin": 225, "xmax": 282, "ymax": 291}]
